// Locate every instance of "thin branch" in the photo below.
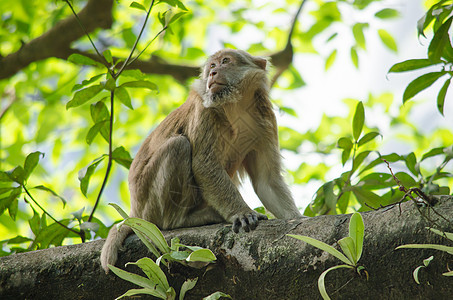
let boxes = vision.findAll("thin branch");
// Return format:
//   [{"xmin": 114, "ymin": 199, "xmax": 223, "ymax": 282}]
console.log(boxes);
[
  {"xmin": 127, "ymin": 25, "xmax": 168, "ymax": 67},
  {"xmin": 88, "ymin": 90, "xmax": 115, "ymax": 223},
  {"xmin": 23, "ymin": 185, "xmax": 83, "ymax": 240},
  {"xmin": 117, "ymin": 0, "xmax": 156, "ymax": 77}
]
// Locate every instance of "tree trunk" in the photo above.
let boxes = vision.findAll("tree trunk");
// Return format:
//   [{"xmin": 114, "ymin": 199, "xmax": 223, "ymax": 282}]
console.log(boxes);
[{"xmin": 1, "ymin": 196, "xmax": 452, "ymax": 299}]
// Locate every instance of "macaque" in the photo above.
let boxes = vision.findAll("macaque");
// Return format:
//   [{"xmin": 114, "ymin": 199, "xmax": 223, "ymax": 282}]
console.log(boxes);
[{"xmin": 100, "ymin": 49, "xmax": 302, "ymax": 273}]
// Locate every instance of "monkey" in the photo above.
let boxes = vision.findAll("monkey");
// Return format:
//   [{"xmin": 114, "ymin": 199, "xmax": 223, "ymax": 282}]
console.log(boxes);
[{"xmin": 100, "ymin": 49, "xmax": 302, "ymax": 273}]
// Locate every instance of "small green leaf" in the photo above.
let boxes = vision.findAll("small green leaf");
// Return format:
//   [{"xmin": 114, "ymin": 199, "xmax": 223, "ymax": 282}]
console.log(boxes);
[
  {"xmin": 325, "ymin": 50, "xmax": 337, "ymax": 71},
  {"xmin": 318, "ymin": 265, "xmax": 354, "ymax": 300},
  {"xmin": 375, "ymin": 8, "xmax": 400, "ymax": 19},
  {"xmin": 396, "ymin": 244, "xmax": 453, "ymax": 255},
  {"xmin": 103, "ymin": 50, "xmax": 113, "ymax": 64},
  {"xmin": 351, "ymin": 187, "xmax": 381, "ymax": 208},
  {"xmin": 443, "ymin": 270, "xmax": 453, "ymax": 276},
  {"xmin": 404, "ymin": 152, "xmax": 418, "ymax": 176},
  {"xmin": 403, "ymin": 72, "xmax": 445, "ymax": 103},
  {"xmin": 413, "ymin": 265, "xmax": 424, "ymax": 284},
  {"xmin": 423, "ymin": 255, "xmax": 434, "ymax": 267},
  {"xmin": 108, "ymin": 203, "xmax": 129, "ymax": 219},
  {"xmin": 126, "ymin": 257, "xmax": 170, "ymax": 290},
  {"xmin": 34, "ymin": 185, "xmax": 66, "ymax": 207},
  {"xmin": 388, "ymin": 59, "xmax": 439, "ymax": 73},
  {"xmin": 72, "ymin": 74, "xmax": 105, "ymax": 92},
  {"xmin": 29, "ymin": 209, "xmax": 41, "ymax": 236},
  {"xmin": 338, "ymin": 237, "xmax": 357, "ymax": 265},
  {"xmin": 350, "ymin": 47, "xmax": 359, "ymax": 68},
  {"xmin": 120, "ymin": 80, "xmax": 158, "ymax": 91},
  {"xmin": 78, "ymin": 156, "xmax": 106, "ymax": 197},
  {"xmin": 8, "ymin": 198, "xmax": 18, "ymax": 220},
  {"xmin": 349, "ymin": 212, "xmax": 364, "ymax": 262},
  {"xmin": 86, "ymin": 121, "xmax": 109, "ymax": 145},
  {"xmin": 0, "ymin": 171, "xmax": 13, "ymax": 182},
  {"xmin": 428, "ymin": 16, "xmax": 453, "ymax": 62},
  {"xmin": 352, "ymin": 151, "xmax": 371, "ymax": 173},
  {"xmin": 357, "ymin": 132, "xmax": 380, "ymax": 147},
  {"xmin": 323, "ymin": 181, "xmax": 336, "ymax": 211},
  {"xmin": 108, "ymin": 265, "xmax": 167, "ymax": 298},
  {"xmin": 169, "ymin": 11, "xmax": 187, "ymax": 25},
  {"xmin": 115, "ymin": 87, "xmax": 133, "ymax": 109},
  {"xmin": 428, "ymin": 228, "xmax": 453, "ymax": 241},
  {"xmin": 115, "ymin": 288, "xmax": 166, "ymax": 300},
  {"xmin": 437, "ymin": 77, "xmax": 451, "ymax": 116},
  {"xmin": 186, "ymin": 249, "xmax": 216, "ymax": 262},
  {"xmin": 352, "ymin": 23, "xmax": 368, "ymax": 50},
  {"xmin": 67, "ymin": 54, "xmax": 104, "ymax": 68},
  {"xmin": 352, "ymin": 101, "xmax": 364, "ymax": 141},
  {"xmin": 179, "ymin": 278, "xmax": 198, "ymax": 300},
  {"xmin": 341, "ymin": 148, "xmax": 352, "ymax": 166},
  {"xmin": 6, "ymin": 166, "xmax": 26, "ymax": 185},
  {"xmin": 130, "ymin": 1, "xmax": 147, "ymax": 11},
  {"xmin": 158, "ymin": 0, "xmax": 188, "ymax": 11},
  {"xmin": 203, "ymin": 292, "xmax": 232, "ymax": 300},
  {"xmin": 66, "ymin": 84, "xmax": 104, "ymax": 109},
  {"xmin": 287, "ymin": 234, "xmax": 353, "ymax": 265},
  {"xmin": 378, "ymin": 29, "xmax": 397, "ymax": 52},
  {"xmin": 337, "ymin": 137, "xmax": 353, "ymax": 150},
  {"xmin": 24, "ymin": 151, "xmax": 44, "ymax": 180},
  {"xmin": 112, "ymin": 146, "xmax": 133, "ymax": 169},
  {"xmin": 123, "ymin": 218, "xmax": 170, "ymax": 254},
  {"xmin": 421, "ymin": 147, "xmax": 445, "ymax": 161}
]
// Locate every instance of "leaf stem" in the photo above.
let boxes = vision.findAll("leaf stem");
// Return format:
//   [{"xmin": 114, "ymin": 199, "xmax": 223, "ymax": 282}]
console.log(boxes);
[{"xmin": 23, "ymin": 185, "xmax": 84, "ymax": 240}]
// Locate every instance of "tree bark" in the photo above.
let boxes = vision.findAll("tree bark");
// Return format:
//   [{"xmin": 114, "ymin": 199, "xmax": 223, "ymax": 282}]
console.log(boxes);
[{"xmin": 1, "ymin": 196, "xmax": 452, "ymax": 300}]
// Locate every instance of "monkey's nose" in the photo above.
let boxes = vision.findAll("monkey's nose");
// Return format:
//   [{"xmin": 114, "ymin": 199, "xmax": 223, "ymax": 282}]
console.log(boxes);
[{"xmin": 210, "ymin": 71, "xmax": 217, "ymax": 77}]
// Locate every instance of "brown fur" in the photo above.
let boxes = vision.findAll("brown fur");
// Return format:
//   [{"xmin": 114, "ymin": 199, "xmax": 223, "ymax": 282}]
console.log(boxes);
[{"xmin": 100, "ymin": 49, "xmax": 301, "ymax": 273}]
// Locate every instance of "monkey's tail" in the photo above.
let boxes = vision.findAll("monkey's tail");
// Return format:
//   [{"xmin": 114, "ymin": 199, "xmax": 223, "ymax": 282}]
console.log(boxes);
[{"xmin": 100, "ymin": 224, "xmax": 132, "ymax": 274}]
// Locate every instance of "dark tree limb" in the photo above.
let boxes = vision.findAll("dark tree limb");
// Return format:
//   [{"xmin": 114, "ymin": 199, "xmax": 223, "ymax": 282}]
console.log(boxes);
[
  {"xmin": 1, "ymin": 196, "xmax": 452, "ymax": 299},
  {"xmin": 0, "ymin": 0, "xmax": 114, "ymax": 80}
]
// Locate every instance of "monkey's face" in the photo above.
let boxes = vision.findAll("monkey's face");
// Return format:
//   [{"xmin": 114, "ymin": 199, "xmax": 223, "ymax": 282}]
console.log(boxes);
[{"xmin": 194, "ymin": 49, "xmax": 268, "ymax": 108}]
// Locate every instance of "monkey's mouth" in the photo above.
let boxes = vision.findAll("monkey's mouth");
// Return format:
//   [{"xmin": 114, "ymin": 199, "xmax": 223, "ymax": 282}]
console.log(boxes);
[{"xmin": 209, "ymin": 82, "xmax": 227, "ymax": 93}]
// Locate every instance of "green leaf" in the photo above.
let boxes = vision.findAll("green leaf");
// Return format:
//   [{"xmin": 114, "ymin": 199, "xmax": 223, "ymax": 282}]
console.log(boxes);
[
  {"xmin": 108, "ymin": 265, "xmax": 167, "ymax": 298},
  {"xmin": 357, "ymin": 132, "xmax": 380, "ymax": 147},
  {"xmin": 0, "ymin": 187, "xmax": 21, "ymax": 216},
  {"xmin": 413, "ymin": 265, "xmax": 424, "ymax": 284},
  {"xmin": 108, "ymin": 203, "xmax": 129, "ymax": 219},
  {"xmin": 115, "ymin": 288, "xmax": 166, "ymax": 300},
  {"xmin": 179, "ymin": 278, "xmax": 198, "ymax": 300},
  {"xmin": 67, "ymin": 54, "xmax": 104, "ymax": 68},
  {"xmin": 66, "ymin": 84, "xmax": 104, "ymax": 109},
  {"xmin": 437, "ymin": 77, "xmax": 451, "ymax": 116},
  {"xmin": 130, "ymin": 1, "xmax": 147, "ymax": 11},
  {"xmin": 396, "ymin": 244, "xmax": 453, "ymax": 255},
  {"xmin": 23, "ymin": 151, "xmax": 44, "ymax": 180},
  {"xmin": 0, "ymin": 235, "xmax": 33, "ymax": 245},
  {"xmin": 72, "ymin": 74, "xmax": 106, "ymax": 92},
  {"xmin": 78, "ymin": 156, "xmax": 106, "ymax": 197},
  {"xmin": 169, "ymin": 11, "xmax": 187, "ymax": 25},
  {"xmin": 287, "ymin": 234, "xmax": 352, "ymax": 265},
  {"xmin": 351, "ymin": 187, "xmax": 381, "ymax": 208},
  {"xmin": 403, "ymin": 72, "xmax": 446, "ymax": 103},
  {"xmin": 86, "ymin": 121, "xmax": 109, "ymax": 145},
  {"xmin": 338, "ymin": 237, "xmax": 357, "ymax": 265},
  {"xmin": 34, "ymin": 185, "xmax": 66, "ymax": 207},
  {"xmin": 423, "ymin": 255, "xmax": 434, "ymax": 267},
  {"xmin": 349, "ymin": 212, "xmax": 364, "ymax": 262},
  {"xmin": 0, "ymin": 171, "xmax": 13, "ymax": 182},
  {"xmin": 170, "ymin": 250, "xmax": 190, "ymax": 261},
  {"xmin": 375, "ymin": 8, "xmax": 400, "ymax": 19},
  {"xmin": 378, "ymin": 29, "xmax": 397, "ymax": 52},
  {"xmin": 428, "ymin": 16, "xmax": 453, "ymax": 62},
  {"xmin": 341, "ymin": 148, "xmax": 351, "ymax": 166},
  {"xmin": 123, "ymin": 218, "xmax": 170, "ymax": 254},
  {"xmin": 120, "ymin": 80, "xmax": 158, "ymax": 91},
  {"xmin": 404, "ymin": 152, "xmax": 418, "ymax": 176},
  {"xmin": 112, "ymin": 146, "xmax": 133, "ymax": 169},
  {"xmin": 115, "ymin": 87, "xmax": 133, "ymax": 109},
  {"xmin": 6, "ymin": 166, "xmax": 26, "ymax": 185},
  {"xmin": 337, "ymin": 137, "xmax": 353, "ymax": 150},
  {"xmin": 318, "ymin": 265, "xmax": 354, "ymax": 300},
  {"xmin": 350, "ymin": 47, "xmax": 359, "ymax": 68},
  {"xmin": 352, "ymin": 23, "xmax": 368, "ymax": 50},
  {"xmin": 186, "ymin": 249, "xmax": 216, "ymax": 262},
  {"xmin": 34, "ymin": 219, "xmax": 71, "ymax": 248},
  {"xmin": 443, "ymin": 271, "xmax": 453, "ymax": 276},
  {"xmin": 352, "ymin": 101, "xmax": 364, "ymax": 141},
  {"xmin": 8, "ymin": 198, "xmax": 18, "ymax": 220},
  {"xmin": 323, "ymin": 181, "xmax": 336, "ymax": 211},
  {"xmin": 29, "ymin": 209, "xmax": 41, "ymax": 236},
  {"xmin": 325, "ymin": 49, "xmax": 337, "ymax": 71},
  {"xmin": 203, "ymin": 292, "xmax": 232, "ymax": 300},
  {"xmin": 158, "ymin": 0, "xmax": 188, "ymax": 11},
  {"xmin": 103, "ymin": 50, "xmax": 113, "ymax": 64},
  {"xmin": 90, "ymin": 101, "xmax": 109, "ymax": 123},
  {"xmin": 126, "ymin": 257, "xmax": 170, "ymax": 290},
  {"xmin": 428, "ymin": 228, "xmax": 453, "ymax": 241},
  {"xmin": 421, "ymin": 147, "xmax": 445, "ymax": 161},
  {"xmin": 388, "ymin": 59, "xmax": 439, "ymax": 73}
]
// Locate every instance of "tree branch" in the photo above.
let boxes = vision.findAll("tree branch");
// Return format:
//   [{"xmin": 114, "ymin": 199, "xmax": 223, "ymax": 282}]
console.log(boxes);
[{"xmin": 0, "ymin": 0, "xmax": 114, "ymax": 80}]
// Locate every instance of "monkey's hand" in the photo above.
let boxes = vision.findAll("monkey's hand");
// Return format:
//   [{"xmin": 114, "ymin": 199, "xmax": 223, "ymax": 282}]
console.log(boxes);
[{"xmin": 231, "ymin": 211, "xmax": 268, "ymax": 233}]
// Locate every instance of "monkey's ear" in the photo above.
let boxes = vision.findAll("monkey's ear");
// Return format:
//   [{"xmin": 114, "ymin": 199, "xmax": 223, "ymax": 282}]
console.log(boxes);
[{"xmin": 253, "ymin": 57, "xmax": 267, "ymax": 70}]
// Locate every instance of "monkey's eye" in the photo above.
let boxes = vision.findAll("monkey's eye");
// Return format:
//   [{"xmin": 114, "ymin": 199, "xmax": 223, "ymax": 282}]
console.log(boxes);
[
  {"xmin": 210, "ymin": 63, "xmax": 216, "ymax": 68},
  {"xmin": 221, "ymin": 57, "xmax": 230, "ymax": 64}
]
